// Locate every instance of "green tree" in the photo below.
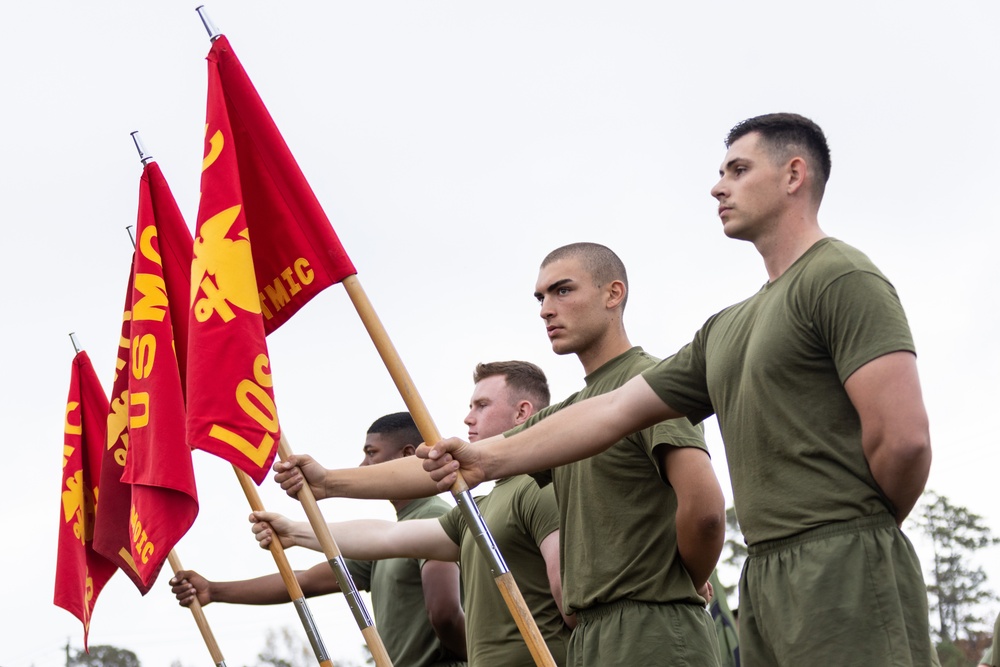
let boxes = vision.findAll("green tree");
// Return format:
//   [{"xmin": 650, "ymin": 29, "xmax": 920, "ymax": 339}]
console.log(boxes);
[
  {"xmin": 916, "ymin": 491, "xmax": 1000, "ymax": 644},
  {"xmin": 254, "ymin": 627, "xmax": 363, "ymax": 667},
  {"xmin": 68, "ymin": 645, "xmax": 140, "ymax": 667}
]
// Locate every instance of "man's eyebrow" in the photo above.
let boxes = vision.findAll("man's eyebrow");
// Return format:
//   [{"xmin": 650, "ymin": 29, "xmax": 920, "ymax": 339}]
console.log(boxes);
[
  {"xmin": 721, "ymin": 157, "xmax": 750, "ymax": 175},
  {"xmin": 534, "ymin": 278, "xmax": 574, "ymax": 299}
]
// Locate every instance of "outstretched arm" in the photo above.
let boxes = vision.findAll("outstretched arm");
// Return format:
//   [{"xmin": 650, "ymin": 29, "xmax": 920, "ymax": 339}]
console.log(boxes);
[
  {"xmin": 274, "ymin": 454, "xmax": 440, "ymax": 501},
  {"xmin": 419, "ymin": 374, "xmax": 682, "ymax": 491},
  {"xmin": 169, "ymin": 563, "xmax": 340, "ymax": 607},
  {"xmin": 661, "ymin": 446, "xmax": 725, "ymax": 594},
  {"xmin": 250, "ymin": 511, "xmax": 462, "ymax": 562},
  {"xmin": 844, "ymin": 351, "xmax": 931, "ymax": 526}
]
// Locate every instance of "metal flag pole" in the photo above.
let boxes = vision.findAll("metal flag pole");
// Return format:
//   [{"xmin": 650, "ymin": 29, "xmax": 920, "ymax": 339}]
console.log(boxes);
[
  {"xmin": 130, "ymin": 129, "xmax": 336, "ymax": 667},
  {"xmin": 341, "ymin": 275, "xmax": 558, "ymax": 667},
  {"xmin": 68, "ymin": 332, "xmax": 82, "ymax": 355}
]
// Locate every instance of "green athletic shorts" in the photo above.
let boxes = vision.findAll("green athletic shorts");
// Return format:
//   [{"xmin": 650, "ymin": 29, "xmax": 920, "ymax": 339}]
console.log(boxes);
[
  {"xmin": 739, "ymin": 513, "xmax": 940, "ymax": 667},
  {"xmin": 568, "ymin": 598, "xmax": 721, "ymax": 667}
]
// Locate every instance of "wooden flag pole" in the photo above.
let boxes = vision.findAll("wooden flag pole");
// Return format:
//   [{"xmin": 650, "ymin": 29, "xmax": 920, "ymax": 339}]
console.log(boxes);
[
  {"xmin": 167, "ymin": 550, "xmax": 227, "ymax": 667},
  {"xmin": 234, "ymin": 468, "xmax": 338, "ymax": 667},
  {"xmin": 277, "ymin": 435, "xmax": 393, "ymax": 667},
  {"xmin": 341, "ymin": 275, "xmax": 557, "ymax": 667}
]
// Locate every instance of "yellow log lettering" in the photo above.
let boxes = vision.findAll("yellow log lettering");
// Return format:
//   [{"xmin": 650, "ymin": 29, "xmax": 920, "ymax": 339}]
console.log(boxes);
[{"xmin": 208, "ymin": 424, "xmax": 275, "ymax": 468}]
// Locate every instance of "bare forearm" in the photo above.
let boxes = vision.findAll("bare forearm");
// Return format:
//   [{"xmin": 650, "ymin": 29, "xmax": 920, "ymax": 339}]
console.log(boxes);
[
  {"xmin": 867, "ymin": 437, "xmax": 931, "ymax": 524},
  {"xmin": 326, "ymin": 519, "xmax": 459, "ymax": 561},
  {"xmin": 328, "ymin": 456, "xmax": 440, "ymax": 500},
  {"xmin": 483, "ymin": 377, "xmax": 677, "ymax": 480},
  {"xmin": 675, "ymin": 505, "xmax": 725, "ymax": 590},
  {"xmin": 210, "ymin": 571, "xmax": 321, "ymax": 605}
]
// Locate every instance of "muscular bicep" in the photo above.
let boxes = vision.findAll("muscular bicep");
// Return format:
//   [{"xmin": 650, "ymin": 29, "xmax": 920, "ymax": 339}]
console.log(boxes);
[
  {"xmin": 661, "ymin": 446, "xmax": 724, "ymax": 513},
  {"xmin": 843, "ymin": 350, "xmax": 929, "ymax": 459}
]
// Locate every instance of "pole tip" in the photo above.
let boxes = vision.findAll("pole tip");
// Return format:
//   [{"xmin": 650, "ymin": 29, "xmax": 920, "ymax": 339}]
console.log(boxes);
[
  {"xmin": 195, "ymin": 5, "xmax": 222, "ymax": 41},
  {"xmin": 68, "ymin": 332, "xmax": 82, "ymax": 354},
  {"xmin": 130, "ymin": 131, "xmax": 154, "ymax": 165}
]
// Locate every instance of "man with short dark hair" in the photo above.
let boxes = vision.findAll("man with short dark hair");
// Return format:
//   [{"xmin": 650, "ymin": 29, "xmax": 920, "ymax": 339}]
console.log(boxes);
[
  {"xmin": 273, "ymin": 242, "xmax": 727, "ymax": 666},
  {"xmin": 170, "ymin": 412, "xmax": 466, "ymax": 667},
  {"xmin": 421, "ymin": 113, "xmax": 938, "ymax": 666}
]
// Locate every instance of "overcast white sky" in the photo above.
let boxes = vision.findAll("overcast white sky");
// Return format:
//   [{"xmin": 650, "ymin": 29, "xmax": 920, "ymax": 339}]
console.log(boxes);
[{"xmin": 3, "ymin": 2, "xmax": 999, "ymax": 666}]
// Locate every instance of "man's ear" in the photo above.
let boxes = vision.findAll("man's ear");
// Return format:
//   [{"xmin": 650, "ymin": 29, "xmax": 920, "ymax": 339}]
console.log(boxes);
[
  {"xmin": 607, "ymin": 279, "xmax": 626, "ymax": 310},
  {"xmin": 786, "ymin": 156, "xmax": 807, "ymax": 195},
  {"xmin": 514, "ymin": 400, "xmax": 534, "ymax": 425},
  {"xmin": 400, "ymin": 444, "xmax": 417, "ymax": 458}
]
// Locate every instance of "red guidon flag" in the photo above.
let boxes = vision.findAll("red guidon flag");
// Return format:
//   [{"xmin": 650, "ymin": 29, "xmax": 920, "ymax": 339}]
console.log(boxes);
[
  {"xmin": 94, "ymin": 162, "xmax": 200, "ymax": 590},
  {"xmin": 121, "ymin": 161, "xmax": 199, "ymax": 586},
  {"xmin": 187, "ymin": 35, "xmax": 356, "ymax": 483},
  {"xmin": 55, "ymin": 351, "xmax": 118, "ymax": 650}
]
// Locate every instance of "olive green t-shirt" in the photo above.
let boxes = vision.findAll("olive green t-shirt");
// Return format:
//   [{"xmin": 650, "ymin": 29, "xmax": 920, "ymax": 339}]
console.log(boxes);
[
  {"xmin": 512, "ymin": 347, "xmax": 708, "ymax": 612},
  {"xmin": 438, "ymin": 475, "xmax": 567, "ymax": 667},
  {"xmin": 643, "ymin": 238, "xmax": 914, "ymax": 546},
  {"xmin": 347, "ymin": 496, "xmax": 463, "ymax": 667}
]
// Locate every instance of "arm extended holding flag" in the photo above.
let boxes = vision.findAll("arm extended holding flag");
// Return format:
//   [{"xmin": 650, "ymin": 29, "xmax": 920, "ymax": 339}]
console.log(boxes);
[
  {"xmin": 167, "ymin": 550, "xmax": 227, "ymax": 667},
  {"xmin": 275, "ymin": 434, "xmax": 393, "ymax": 667},
  {"xmin": 187, "ymin": 8, "xmax": 552, "ymax": 664},
  {"xmin": 339, "ymin": 276, "xmax": 558, "ymax": 667}
]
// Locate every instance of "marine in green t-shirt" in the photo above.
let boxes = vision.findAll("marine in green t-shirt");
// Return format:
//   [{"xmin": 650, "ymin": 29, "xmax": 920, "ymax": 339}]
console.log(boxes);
[
  {"xmin": 170, "ymin": 413, "xmax": 467, "ymax": 667},
  {"xmin": 257, "ymin": 362, "xmax": 572, "ymax": 666},
  {"xmin": 419, "ymin": 115, "xmax": 937, "ymax": 667},
  {"xmin": 439, "ymin": 475, "xmax": 567, "ymax": 666},
  {"xmin": 348, "ymin": 495, "xmax": 460, "ymax": 667}
]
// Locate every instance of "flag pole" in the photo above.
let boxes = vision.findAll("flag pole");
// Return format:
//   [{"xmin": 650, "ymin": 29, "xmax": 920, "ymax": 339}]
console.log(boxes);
[
  {"xmin": 68, "ymin": 332, "xmax": 82, "ymax": 355},
  {"xmin": 233, "ymin": 469, "xmax": 340, "ymax": 667},
  {"xmin": 167, "ymin": 550, "xmax": 227, "ymax": 667},
  {"xmin": 277, "ymin": 435, "xmax": 393, "ymax": 667},
  {"xmin": 341, "ymin": 275, "xmax": 558, "ymax": 667},
  {"xmin": 130, "ymin": 132, "xmax": 336, "ymax": 667}
]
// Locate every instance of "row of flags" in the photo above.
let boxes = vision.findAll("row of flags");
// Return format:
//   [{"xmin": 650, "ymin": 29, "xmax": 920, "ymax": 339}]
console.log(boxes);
[{"xmin": 54, "ymin": 34, "xmax": 357, "ymax": 649}]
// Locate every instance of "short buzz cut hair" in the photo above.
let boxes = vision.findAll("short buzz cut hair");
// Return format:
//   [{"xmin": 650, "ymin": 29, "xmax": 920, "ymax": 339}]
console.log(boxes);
[
  {"xmin": 473, "ymin": 361, "xmax": 551, "ymax": 410},
  {"xmin": 726, "ymin": 113, "xmax": 832, "ymax": 199},
  {"xmin": 366, "ymin": 412, "xmax": 422, "ymax": 451},
  {"xmin": 540, "ymin": 242, "xmax": 629, "ymax": 311}
]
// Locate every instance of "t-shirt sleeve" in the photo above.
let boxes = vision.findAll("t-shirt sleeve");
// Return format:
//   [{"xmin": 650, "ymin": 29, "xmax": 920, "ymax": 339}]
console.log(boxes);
[
  {"xmin": 514, "ymin": 480, "xmax": 560, "ymax": 545},
  {"xmin": 437, "ymin": 505, "xmax": 464, "ymax": 548},
  {"xmin": 344, "ymin": 558, "xmax": 372, "ymax": 592},
  {"xmin": 505, "ymin": 399, "xmax": 571, "ymax": 489},
  {"xmin": 814, "ymin": 270, "xmax": 915, "ymax": 383},
  {"xmin": 642, "ymin": 334, "xmax": 715, "ymax": 425},
  {"xmin": 643, "ymin": 414, "xmax": 707, "ymax": 480}
]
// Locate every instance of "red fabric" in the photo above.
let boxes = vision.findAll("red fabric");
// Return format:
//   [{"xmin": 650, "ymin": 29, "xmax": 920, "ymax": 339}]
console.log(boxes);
[
  {"xmin": 92, "ymin": 271, "xmax": 148, "ymax": 593},
  {"xmin": 211, "ymin": 35, "xmax": 356, "ymax": 333},
  {"xmin": 54, "ymin": 351, "xmax": 118, "ymax": 650},
  {"xmin": 186, "ymin": 39, "xmax": 282, "ymax": 484},
  {"xmin": 94, "ymin": 163, "xmax": 200, "ymax": 591},
  {"xmin": 119, "ymin": 162, "xmax": 200, "ymax": 587}
]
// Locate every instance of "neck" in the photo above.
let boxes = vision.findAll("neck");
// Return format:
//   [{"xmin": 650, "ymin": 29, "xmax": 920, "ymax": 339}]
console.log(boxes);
[
  {"xmin": 754, "ymin": 213, "xmax": 826, "ymax": 282},
  {"xmin": 577, "ymin": 325, "xmax": 633, "ymax": 376}
]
